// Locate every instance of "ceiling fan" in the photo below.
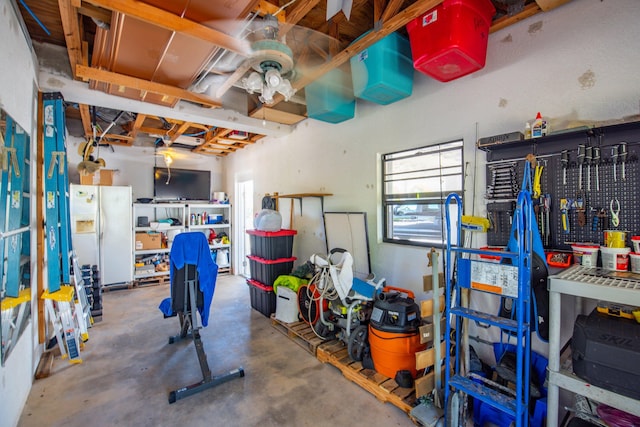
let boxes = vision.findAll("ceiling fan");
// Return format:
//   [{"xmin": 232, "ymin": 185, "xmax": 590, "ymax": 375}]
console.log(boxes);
[{"xmin": 193, "ymin": 8, "xmax": 350, "ymax": 107}]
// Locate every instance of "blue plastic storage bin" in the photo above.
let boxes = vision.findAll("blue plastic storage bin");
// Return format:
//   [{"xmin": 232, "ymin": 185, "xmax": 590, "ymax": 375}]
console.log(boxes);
[
  {"xmin": 306, "ymin": 68, "xmax": 355, "ymax": 124},
  {"xmin": 350, "ymin": 31, "xmax": 413, "ymax": 105},
  {"xmin": 472, "ymin": 343, "xmax": 549, "ymax": 427}
]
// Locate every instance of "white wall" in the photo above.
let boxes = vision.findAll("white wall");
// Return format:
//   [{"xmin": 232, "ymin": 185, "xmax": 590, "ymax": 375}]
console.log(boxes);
[
  {"xmin": 0, "ymin": 0, "xmax": 39, "ymax": 426},
  {"xmin": 65, "ymin": 136, "xmax": 226, "ymax": 201},
  {"xmin": 224, "ymin": 0, "xmax": 640, "ymax": 359},
  {"xmin": 2, "ymin": 2, "xmax": 639, "ymax": 423}
]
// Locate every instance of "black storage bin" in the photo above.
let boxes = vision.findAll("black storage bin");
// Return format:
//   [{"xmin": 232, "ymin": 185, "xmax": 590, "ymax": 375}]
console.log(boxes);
[
  {"xmin": 572, "ymin": 309, "xmax": 640, "ymax": 400},
  {"xmin": 247, "ymin": 229, "xmax": 297, "ymax": 260},
  {"xmin": 247, "ymin": 255, "xmax": 296, "ymax": 286},
  {"xmin": 247, "ymin": 279, "xmax": 276, "ymax": 317}
]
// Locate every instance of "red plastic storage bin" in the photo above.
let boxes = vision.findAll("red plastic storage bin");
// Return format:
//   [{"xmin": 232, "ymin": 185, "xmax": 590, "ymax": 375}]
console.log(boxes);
[
  {"xmin": 247, "ymin": 255, "xmax": 296, "ymax": 286},
  {"xmin": 246, "ymin": 229, "xmax": 297, "ymax": 260},
  {"xmin": 406, "ymin": 0, "xmax": 496, "ymax": 82},
  {"xmin": 247, "ymin": 279, "xmax": 276, "ymax": 317}
]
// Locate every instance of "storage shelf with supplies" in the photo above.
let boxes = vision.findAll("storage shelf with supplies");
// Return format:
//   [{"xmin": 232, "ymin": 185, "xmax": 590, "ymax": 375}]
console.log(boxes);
[
  {"xmin": 132, "ymin": 203, "xmax": 186, "ymax": 281},
  {"xmin": 186, "ymin": 203, "xmax": 232, "ymax": 274},
  {"xmin": 547, "ymin": 265, "xmax": 640, "ymax": 426}
]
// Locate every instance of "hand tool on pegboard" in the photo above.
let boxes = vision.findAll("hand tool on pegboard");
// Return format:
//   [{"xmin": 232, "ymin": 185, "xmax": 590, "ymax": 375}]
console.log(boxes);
[
  {"xmin": 585, "ymin": 146, "xmax": 592, "ymax": 192},
  {"xmin": 619, "ymin": 142, "xmax": 628, "ymax": 180},
  {"xmin": 575, "ymin": 193, "xmax": 586, "ymax": 227},
  {"xmin": 560, "ymin": 198, "xmax": 571, "ymax": 234},
  {"xmin": 593, "ymin": 147, "xmax": 601, "ymax": 191},
  {"xmin": 592, "ymin": 207, "xmax": 608, "ymax": 232},
  {"xmin": 610, "ymin": 197, "xmax": 620, "ymax": 227},
  {"xmin": 486, "ymin": 162, "xmax": 518, "ymax": 200},
  {"xmin": 561, "ymin": 150, "xmax": 569, "ymax": 186},
  {"xmin": 540, "ymin": 194, "xmax": 551, "ymax": 246},
  {"xmin": 577, "ymin": 144, "xmax": 585, "ymax": 191},
  {"xmin": 611, "ymin": 145, "xmax": 619, "ymax": 181}
]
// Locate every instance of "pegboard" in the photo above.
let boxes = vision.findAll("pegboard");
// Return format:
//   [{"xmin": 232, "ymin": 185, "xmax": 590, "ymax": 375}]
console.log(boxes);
[{"xmin": 481, "ymin": 122, "xmax": 640, "ymax": 250}]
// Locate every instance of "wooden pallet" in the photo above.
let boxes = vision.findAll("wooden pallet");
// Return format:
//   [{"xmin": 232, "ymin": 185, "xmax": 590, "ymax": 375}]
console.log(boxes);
[
  {"xmin": 316, "ymin": 340, "xmax": 418, "ymax": 414},
  {"xmin": 270, "ymin": 314, "xmax": 330, "ymax": 356},
  {"xmin": 101, "ymin": 282, "xmax": 137, "ymax": 292},
  {"xmin": 135, "ymin": 275, "xmax": 169, "ymax": 288}
]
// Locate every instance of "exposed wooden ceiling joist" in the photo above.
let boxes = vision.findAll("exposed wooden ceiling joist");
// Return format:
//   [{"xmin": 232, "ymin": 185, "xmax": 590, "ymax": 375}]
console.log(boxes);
[
  {"xmin": 75, "ymin": 65, "xmax": 222, "ymax": 108},
  {"xmin": 168, "ymin": 121, "xmax": 193, "ymax": 143},
  {"xmin": 57, "ymin": 0, "xmax": 84, "ymax": 78},
  {"xmin": 490, "ymin": 2, "xmax": 541, "ymax": 33},
  {"xmin": 78, "ymin": 103, "xmax": 92, "ymax": 137},
  {"xmin": 127, "ymin": 113, "xmax": 147, "ymax": 139},
  {"xmin": 377, "ymin": 0, "xmax": 405, "ymax": 26},
  {"xmin": 286, "ymin": 0, "xmax": 321, "ymax": 27},
  {"xmin": 77, "ymin": 2, "xmax": 111, "ymax": 24}
]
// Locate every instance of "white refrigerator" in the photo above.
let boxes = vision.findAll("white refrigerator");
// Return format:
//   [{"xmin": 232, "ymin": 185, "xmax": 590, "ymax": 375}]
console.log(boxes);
[{"xmin": 70, "ymin": 184, "xmax": 133, "ymax": 285}]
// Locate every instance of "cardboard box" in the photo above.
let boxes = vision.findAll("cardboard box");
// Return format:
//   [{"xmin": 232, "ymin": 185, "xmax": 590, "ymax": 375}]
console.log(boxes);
[
  {"xmin": 423, "ymin": 273, "xmax": 445, "ymax": 292},
  {"xmin": 78, "ymin": 169, "xmax": 115, "ymax": 186},
  {"xmin": 99, "ymin": 169, "xmax": 114, "ymax": 186},
  {"xmin": 135, "ymin": 232, "xmax": 162, "ymax": 250},
  {"xmin": 79, "ymin": 172, "xmax": 95, "ymax": 185}
]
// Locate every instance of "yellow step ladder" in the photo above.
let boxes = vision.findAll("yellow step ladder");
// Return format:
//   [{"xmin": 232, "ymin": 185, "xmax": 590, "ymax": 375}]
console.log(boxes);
[{"xmin": 42, "ymin": 285, "xmax": 85, "ymax": 364}]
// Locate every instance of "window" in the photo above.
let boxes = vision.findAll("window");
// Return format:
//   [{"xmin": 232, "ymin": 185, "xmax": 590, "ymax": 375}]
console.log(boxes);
[{"xmin": 382, "ymin": 140, "xmax": 464, "ymax": 246}]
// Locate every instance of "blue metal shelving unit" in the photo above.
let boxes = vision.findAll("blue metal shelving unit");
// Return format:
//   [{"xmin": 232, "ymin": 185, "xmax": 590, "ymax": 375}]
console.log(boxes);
[{"xmin": 444, "ymin": 190, "xmax": 533, "ymax": 427}]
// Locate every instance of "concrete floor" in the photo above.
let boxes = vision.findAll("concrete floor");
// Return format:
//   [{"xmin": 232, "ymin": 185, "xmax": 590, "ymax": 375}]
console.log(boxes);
[{"xmin": 19, "ymin": 275, "xmax": 413, "ymax": 427}]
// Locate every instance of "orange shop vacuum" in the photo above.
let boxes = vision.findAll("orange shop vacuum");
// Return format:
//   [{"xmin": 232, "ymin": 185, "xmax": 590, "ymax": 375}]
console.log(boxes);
[{"xmin": 368, "ymin": 287, "xmax": 425, "ymax": 381}]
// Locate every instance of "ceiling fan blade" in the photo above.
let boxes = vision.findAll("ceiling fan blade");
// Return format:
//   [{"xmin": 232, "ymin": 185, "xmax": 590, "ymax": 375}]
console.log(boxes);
[
  {"xmin": 216, "ymin": 61, "xmax": 254, "ymax": 99},
  {"xmin": 196, "ymin": 16, "xmax": 347, "ymax": 108},
  {"xmin": 326, "ymin": 0, "xmax": 353, "ymax": 21}
]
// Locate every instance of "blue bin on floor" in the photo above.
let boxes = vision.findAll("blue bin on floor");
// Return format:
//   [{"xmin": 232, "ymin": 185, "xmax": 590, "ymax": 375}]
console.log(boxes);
[
  {"xmin": 473, "ymin": 343, "xmax": 549, "ymax": 427},
  {"xmin": 350, "ymin": 31, "xmax": 414, "ymax": 105}
]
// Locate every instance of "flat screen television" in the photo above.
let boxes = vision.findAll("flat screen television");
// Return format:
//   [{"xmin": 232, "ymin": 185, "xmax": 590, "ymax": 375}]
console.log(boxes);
[{"xmin": 153, "ymin": 167, "xmax": 211, "ymax": 201}]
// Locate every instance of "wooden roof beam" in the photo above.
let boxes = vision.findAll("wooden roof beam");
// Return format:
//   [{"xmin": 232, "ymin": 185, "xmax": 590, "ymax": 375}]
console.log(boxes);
[
  {"xmin": 77, "ymin": 2, "xmax": 112, "ymax": 24},
  {"xmin": 78, "ymin": 103, "xmax": 93, "ymax": 138},
  {"xmin": 195, "ymin": 144, "xmax": 236, "ymax": 153},
  {"xmin": 374, "ymin": 0, "xmax": 405, "ymax": 28},
  {"xmin": 169, "ymin": 121, "xmax": 193, "ymax": 143},
  {"xmin": 75, "ymin": 65, "xmax": 223, "ymax": 108},
  {"xmin": 58, "ymin": 0, "xmax": 84, "ymax": 79},
  {"xmin": 284, "ymin": 0, "xmax": 320, "ymax": 27},
  {"xmin": 102, "ymin": 134, "xmax": 134, "ymax": 145},
  {"xmin": 490, "ymin": 2, "xmax": 541, "ymax": 33},
  {"xmin": 127, "ymin": 113, "xmax": 147, "ymax": 139},
  {"xmin": 216, "ymin": 138, "xmax": 254, "ymax": 146}
]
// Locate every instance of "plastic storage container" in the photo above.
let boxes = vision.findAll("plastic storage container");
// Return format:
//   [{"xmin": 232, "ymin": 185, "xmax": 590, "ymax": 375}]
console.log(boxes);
[
  {"xmin": 632, "ymin": 236, "xmax": 640, "ymax": 253},
  {"xmin": 247, "ymin": 279, "xmax": 276, "ymax": 317},
  {"xmin": 247, "ymin": 255, "xmax": 296, "ymax": 286},
  {"xmin": 275, "ymin": 286, "xmax": 299, "ymax": 323},
  {"xmin": 571, "ymin": 244, "xmax": 599, "ymax": 267},
  {"xmin": 600, "ymin": 246, "xmax": 631, "ymax": 271},
  {"xmin": 604, "ymin": 230, "xmax": 628, "ymax": 248},
  {"xmin": 350, "ymin": 31, "xmax": 413, "ymax": 105},
  {"xmin": 629, "ymin": 252, "xmax": 640, "ymax": 273},
  {"xmin": 406, "ymin": 0, "xmax": 496, "ymax": 82},
  {"xmin": 306, "ymin": 68, "xmax": 356, "ymax": 123},
  {"xmin": 247, "ymin": 229, "xmax": 297, "ymax": 260}
]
